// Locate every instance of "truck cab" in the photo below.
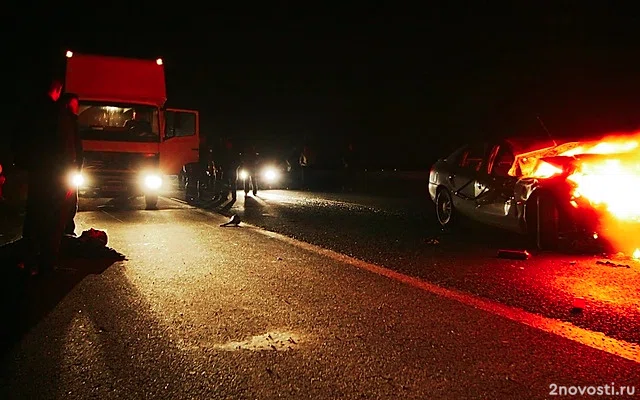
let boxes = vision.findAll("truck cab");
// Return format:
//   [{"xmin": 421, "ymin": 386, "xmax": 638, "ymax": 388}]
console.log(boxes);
[{"xmin": 65, "ymin": 52, "xmax": 199, "ymax": 208}]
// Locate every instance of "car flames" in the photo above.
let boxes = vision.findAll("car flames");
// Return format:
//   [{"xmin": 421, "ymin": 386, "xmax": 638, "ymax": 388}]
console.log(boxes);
[{"xmin": 511, "ymin": 132, "xmax": 640, "ymax": 259}]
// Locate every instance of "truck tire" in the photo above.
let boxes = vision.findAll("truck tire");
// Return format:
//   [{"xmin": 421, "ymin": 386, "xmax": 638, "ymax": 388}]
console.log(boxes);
[{"xmin": 145, "ymin": 194, "xmax": 158, "ymax": 210}]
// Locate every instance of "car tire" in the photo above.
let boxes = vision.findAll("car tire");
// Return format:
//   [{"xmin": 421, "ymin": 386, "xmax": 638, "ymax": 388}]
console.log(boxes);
[
  {"xmin": 435, "ymin": 188, "xmax": 455, "ymax": 229},
  {"xmin": 534, "ymin": 192, "xmax": 560, "ymax": 250},
  {"xmin": 145, "ymin": 194, "xmax": 158, "ymax": 210}
]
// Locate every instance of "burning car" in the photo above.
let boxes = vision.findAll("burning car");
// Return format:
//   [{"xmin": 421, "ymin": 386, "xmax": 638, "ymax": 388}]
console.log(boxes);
[{"xmin": 428, "ymin": 134, "xmax": 640, "ymax": 255}]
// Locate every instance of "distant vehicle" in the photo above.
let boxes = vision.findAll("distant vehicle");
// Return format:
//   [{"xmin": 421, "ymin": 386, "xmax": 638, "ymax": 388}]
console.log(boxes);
[
  {"xmin": 428, "ymin": 136, "xmax": 640, "ymax": 250},
  {"xmin": 64, "ymin": 51, "xmax": 200, "ymax": 209},
  {"xmin": 238, "ymin": 153, "xmax": 291, "ymax": 191}
]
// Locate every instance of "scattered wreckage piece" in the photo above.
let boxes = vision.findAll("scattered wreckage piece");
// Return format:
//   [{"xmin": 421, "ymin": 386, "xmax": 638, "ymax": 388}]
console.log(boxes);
[
  {"xmin": 220, "ymin": 214, "xmax": 241, "ymax": 227},
  {"xmin": 497, "ymin": 249, "xmax": 531, "ymax": 260},
  {"xmin": 595, "ymin": 260, "xmax": 631, "ymax": 268}
]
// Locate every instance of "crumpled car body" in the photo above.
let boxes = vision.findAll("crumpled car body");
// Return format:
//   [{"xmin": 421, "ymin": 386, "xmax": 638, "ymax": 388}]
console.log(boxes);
[{"xmin": 427, "ymin": 137, "xmax": 609, "ymax": 243}]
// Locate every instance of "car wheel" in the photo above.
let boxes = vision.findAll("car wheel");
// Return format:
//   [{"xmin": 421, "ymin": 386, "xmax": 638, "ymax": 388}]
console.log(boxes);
[
  {"xmin": 534, "ymin": 192, "xmax": 559, "ymax": 250},
  {"xmin": 145, "ymin": 194, "xmax": 158, "ymax": 210},
  {"xmin": 435, "ymin": 188, "xmax": 455, "ymax": 228}
]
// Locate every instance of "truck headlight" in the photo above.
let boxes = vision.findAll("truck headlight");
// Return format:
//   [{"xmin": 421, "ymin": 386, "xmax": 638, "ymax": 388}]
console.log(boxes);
[
  {"xmin": 70, "ymin": 172, "xmax": 85, "ymax": 187},
  {"xmin": 239, "ymin": 170, "xmax": 248, "ymax": 180},
  {"xmin": 144, "ymin": 174, "xmax": 162, "ymax": 190}
]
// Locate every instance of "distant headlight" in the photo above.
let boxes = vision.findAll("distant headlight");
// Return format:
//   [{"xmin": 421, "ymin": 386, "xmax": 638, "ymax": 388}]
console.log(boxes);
[
  {"xmin": 263, "ymin": 167, "xmax": 279, "ymax": 183},
  {"xmin": 70, "ymin": 172, "xmax": 84, "ymax": 187},
  {"xmin": 239, "ymin": 169, "xmax": 248, "ymax": 180},
  {"xmin": 144, "ymin": 174, "xmax": 162, "ymax": 190}
]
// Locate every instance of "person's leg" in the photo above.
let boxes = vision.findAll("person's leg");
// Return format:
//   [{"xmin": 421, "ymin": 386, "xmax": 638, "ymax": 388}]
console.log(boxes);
[
  {"xmin": 250, "ymin": 169, "xmax": 258, "ymax": 195},
  {"xmin": 216, "ymin": 169, "xmax": 224, "ymax": 198},
  {"xmin": 22, "ymin": 172, "xmax": 46, "ymax": 274},
  {"xmin": 243, "ymin": 174, "xmax": 249, "ymax": 194},
  {"xmin": 38, "ymin": 182, "xmax": 67, "ymax": 273},
  {"xmin": 229, "ymin": 168, "xmax": 238, "ymax": 200},
  {"xmin": 64, "ymin": 189, "xmax": 78, "ymax": 236}
]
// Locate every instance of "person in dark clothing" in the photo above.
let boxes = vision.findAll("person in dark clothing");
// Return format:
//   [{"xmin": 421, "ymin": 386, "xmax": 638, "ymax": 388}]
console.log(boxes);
[
  {"xmin": 58, "ymin": 93, "xmax": 83, "ymax": 236},
  {"xmin": 299, "ymin": 145, "xmax": 311, "ymax": 190},
  {"xmin": 207, "ymin": 142, "xmax": 228, "ymax": 201},
  {"xmin": 220, "ymin": 137, "xmax": 241, "ymax": 200},
  {"xmin": 240, "ymin": 144, "xmax": 259, "ymax": 196},
  {"xmin": 21, "ymin": 79, "xmax": 65, "ymax": 275}
]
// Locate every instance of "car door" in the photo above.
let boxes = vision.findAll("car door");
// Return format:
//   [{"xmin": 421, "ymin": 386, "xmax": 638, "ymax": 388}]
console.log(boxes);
[
  {"xmin": 160, "ymin": 109, "xmax": 200, "ymax": 176},
  {"xmin": 448, "ymin": 142, "xmax": 490, "ymax": 219},
  {"xmin": 472, "ymin": 143, "xmax": 521, "ymax": 232}
]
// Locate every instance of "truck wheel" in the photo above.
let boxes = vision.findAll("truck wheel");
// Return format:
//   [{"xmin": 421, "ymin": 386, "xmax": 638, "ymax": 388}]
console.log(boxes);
[{"xmin": 145, "ymin": 194, "xmax": 158, "ymax": 210}]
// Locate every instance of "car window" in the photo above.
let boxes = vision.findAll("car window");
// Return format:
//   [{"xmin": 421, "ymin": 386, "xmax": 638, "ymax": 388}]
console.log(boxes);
[
  {"xmin": 491, "ymin": 146, "xmax": 515, "ymax": 177},
  {"xmin": 458, "ymin": 143, "xmax": 486, "ymax": 172}
]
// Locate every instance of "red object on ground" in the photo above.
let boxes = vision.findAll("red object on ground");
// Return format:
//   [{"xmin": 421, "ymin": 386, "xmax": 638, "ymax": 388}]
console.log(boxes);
[{"xmin": 79, "ymin": 228, "xmax": 108, "ymax": 247}]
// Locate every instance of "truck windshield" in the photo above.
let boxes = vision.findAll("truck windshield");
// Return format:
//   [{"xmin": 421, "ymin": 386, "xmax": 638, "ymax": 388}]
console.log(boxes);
[{"xmin": 78, "ymin": 102, "xmax": 160, "ymax": 143}]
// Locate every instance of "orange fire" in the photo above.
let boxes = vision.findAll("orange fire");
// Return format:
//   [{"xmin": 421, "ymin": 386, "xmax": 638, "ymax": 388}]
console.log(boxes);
[{"xmin": 526, "ymin": 132, "xmax": 640, "ymax": 255}]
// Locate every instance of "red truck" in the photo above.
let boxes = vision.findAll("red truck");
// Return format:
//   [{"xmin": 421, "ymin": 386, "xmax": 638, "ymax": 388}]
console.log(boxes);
[{"xmin": 64, "ymin": 51, "xmax": 200, "ymax": 208}]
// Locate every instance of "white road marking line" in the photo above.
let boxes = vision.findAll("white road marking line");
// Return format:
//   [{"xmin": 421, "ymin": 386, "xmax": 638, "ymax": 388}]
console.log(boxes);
[
  {"xmin": 168, "ymin": 197, "xmax": 640, "ymax": 364},
  {"xmin": 169, "ymin": 197, "xmax": 188, "ymax": 204}
]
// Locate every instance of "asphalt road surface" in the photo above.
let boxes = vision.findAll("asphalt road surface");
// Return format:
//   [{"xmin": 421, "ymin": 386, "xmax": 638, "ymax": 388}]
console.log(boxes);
[
  {"xmin": 0, "ymin": 191, "xmax": 639, "ymax": 399},
  {"xmin": 184, "ymin": 189, "xmax": 640, "ymax": 347}
]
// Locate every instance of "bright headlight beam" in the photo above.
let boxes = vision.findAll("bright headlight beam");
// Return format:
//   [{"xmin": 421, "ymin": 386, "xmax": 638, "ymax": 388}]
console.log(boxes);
[
  {"xmin": 144, "ymin": 175, "xmax": 162, "ymax": 190},
  {"xmin": 263, "ymin": 168, "xmax": 278, "ymax": 183},
  {"xmin": 71, "ymin": 172, "xmax": 84, "ymax": 187},
  {"xmin": 239, "ymin": 170, "xmax": 248, "ymax": 180}
]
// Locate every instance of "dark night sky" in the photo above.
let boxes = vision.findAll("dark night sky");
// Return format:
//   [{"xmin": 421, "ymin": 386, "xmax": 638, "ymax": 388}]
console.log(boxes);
[{"xmin": 7, "ymin": 3, "xmax": 640, "ymax": 168}]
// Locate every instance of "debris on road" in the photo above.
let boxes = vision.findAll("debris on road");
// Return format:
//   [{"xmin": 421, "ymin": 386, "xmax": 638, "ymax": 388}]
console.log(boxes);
[
  {"xmin": 61, "ymin": 230, "xmax": 125, "ymax": 260},
  {"xmin": 595, "ymin": 260, "xmax": 631, "ymax": 268},
  {"xmin": 497, "ymin": 249, "xmax": 530, "ymax": 260},
  {"xmin": 571, "ymin": 297, "xmax": 586, "ymax": 313},
  {"xmin": 79, "ymin": 228, "xmax": 108, "ymax": 246},
  {"xmin": 220, "ymin": 214, "xmax": 241, "ymax": 227},
  {"xmin": 213, "ymin": 331, "xmax": 302, "ymax": 352}
]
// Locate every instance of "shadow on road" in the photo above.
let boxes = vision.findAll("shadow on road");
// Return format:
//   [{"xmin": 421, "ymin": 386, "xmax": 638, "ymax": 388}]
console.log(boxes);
[
  {"xmin": 0, "ymin": 237, "xmax": 126, "ymax": 357},
  {"xmin": 95, "ymin": 196, "xmax": 143, "ymax": 211},
  {"xmin": 0, "ymin": 238, "xmax": 200, "ymax": 397}
]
